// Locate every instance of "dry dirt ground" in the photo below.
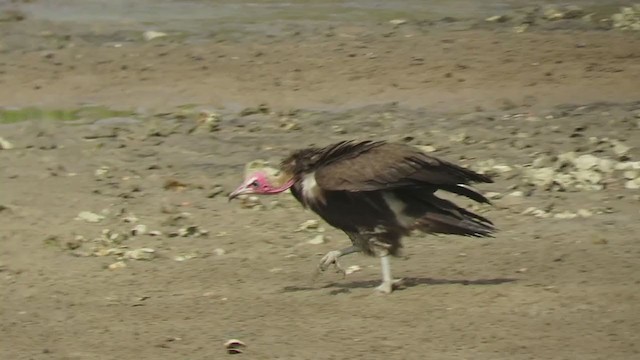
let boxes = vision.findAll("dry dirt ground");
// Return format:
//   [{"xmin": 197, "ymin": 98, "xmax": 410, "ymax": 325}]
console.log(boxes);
[{"xmin": 1, "ymin": 1, "xmax": 640, "ymax": 359}]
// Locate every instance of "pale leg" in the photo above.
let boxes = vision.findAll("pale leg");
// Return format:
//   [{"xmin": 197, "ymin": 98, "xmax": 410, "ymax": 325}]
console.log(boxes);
[{"xmin": 375, "ymin": 254, "xmax": 404, "ymax": 294}]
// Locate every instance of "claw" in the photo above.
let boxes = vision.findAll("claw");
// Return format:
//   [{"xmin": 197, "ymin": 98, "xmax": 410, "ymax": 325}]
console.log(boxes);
[
  {"xmin": 375, "ymin": 278, "xmax": 404, "ymax": 294},
  {"xmin": 315, "ymin": 250, "xmax": 346, "ymax": 278}
]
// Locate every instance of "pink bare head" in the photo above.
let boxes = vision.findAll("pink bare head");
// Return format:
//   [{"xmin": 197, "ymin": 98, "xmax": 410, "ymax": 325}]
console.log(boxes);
[{"xmin": 228, "ymin": 170, "xmax": 294, "ymax": 200}]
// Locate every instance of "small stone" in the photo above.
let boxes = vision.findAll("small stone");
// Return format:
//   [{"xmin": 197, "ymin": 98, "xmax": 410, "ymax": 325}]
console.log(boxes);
[
  {"xmin": 0, "ymin": 137, "xmax": 14, "ymax": 150},
  {"xmin": 295, "ymin": 219, "xmax": 320, "ymax": 232},
  {"xmin": 76, "ymin": 211, "xmax": 105, "ymax": 223},
  {"xmin": 516, "ymin": 267, "xmax": 528, "ymax": 273},
  {"xmin": 108, "ymin": 261, "xmax": 127, "ymax": 270},
  {"xmin": 485, "ymin": 192, "xmax": 502, "ymax": 200},
  {"xmin": 174, "ymin": 253, "xmax": 197, "ymax": 262},
  {"xmin": 122, "ymin": 214, "xmax": 138, "ymax": 223},
  {"xmin": 143, "ymin": 30, "xmax": 167, "ymax": 41},
  {"xmin": 522, "ymin": 207, "xmax": 550, "ymax": 218},
  {"xmin": 509, "ymin": 191, "xmax": 524, "ymax": 197},
  {"xmin": 615, "ymin": 161, "xmax": 640, "ymax": 170},
  {"xmin": 131, "ymin": 224, "xmax": 147, "ymax": 236},
  {"xmin": 94, "ymin": 166, "xmax": 109, "ymax": 177},
  {"xmin": 207, "ymin": 185, "xmax": 224, "ymax": 198},
  {"xmin": 196, "ymin": 111, "xmax": 221, "ymax": 132},
  {"xmin": 485, "ymin": 15, "xmax": 510, "ymax": 23},
  {"xmin": 573, "ymin": 155, "xmax": 600, "ymax": 171},
  {"xmin": 554, "ymin": 211, "xmax": 578, "ymax": 219},
  {"xmin": 625, "ymin": 179, "xmax": 640, "ymax": 190},
  {"xmin": 525, "ymin": 167, "xmax": 556, "ymax": 188},
  {"xmin": 389, "ymin": 19, "xmax": 407, "ymax": 26},
  {"xmin": 573, "ymin": 170, "xmax": 602, "ymax": 186},
  {"xmin": 577, "ymin": 209, "xmax": 593, "ymax": 218},
  {"xmin": 623, "ymin": 170, "xmax": 638, "ymax": 180},
  {"xmin": 611, "ymin": 140, "xmax": 631, "ymax": 158},
  {"xmin": 592, "ymin": 238, "xmax": 608, "ymax": 245},
  {"xmin": 240, "ymin": 195, "xmax": 262, "ymax": 209},
  {"xmin": 416, "ymin": 145, "xmax": 436, "ymax": 153},
  {"xmin": 307, "ymin": 235, "xmax": 326, "ymax": 245},
  {"xmin": 124, "ymin": 248, "xmax": 155, "ymax": 260},
  {"xmin": 177, "ymin": 226, "xmax": 200, "ymax": 237},
  {"xmin": 597, "ymin": 159, "xmax": 615, "ymax": 173},
  {"xmin": 345, "ymin": 265, "xmax": 362, "ymax": 275},
  {"xmin": 331, "ymin": 125, "xmax": 346, "ymax": 134},
  {"xmin": 493, "ymin": 165, "xmax": 513, "ymax": 173},
  {"xmin": 532, "ymin": 155, "xmax": 553, "ymax": 168},
  {"xmin": 213, "ymin": 248, "xmax": 226, "ymax": 256},
  {"xmin": 148, "ymin": 230, "xmax": 163, "ymax": 237}
]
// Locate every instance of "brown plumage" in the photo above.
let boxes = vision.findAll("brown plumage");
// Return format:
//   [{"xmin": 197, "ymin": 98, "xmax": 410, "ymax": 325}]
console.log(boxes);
[
  {"xmin": 281, "ymin": 140, "xmax": 495, "ymax": 255},
  {"xmin": 230, "ymin": 139, "xmax": 496, "ymax": 293}
]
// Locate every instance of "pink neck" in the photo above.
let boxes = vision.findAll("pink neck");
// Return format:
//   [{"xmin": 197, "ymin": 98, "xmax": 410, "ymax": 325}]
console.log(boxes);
[{"xmin": 266, "ymin": 178, "xmax": 295, "ymax": 194}]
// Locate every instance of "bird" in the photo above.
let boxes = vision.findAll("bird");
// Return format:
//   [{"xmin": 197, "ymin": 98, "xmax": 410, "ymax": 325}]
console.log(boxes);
[{"xmin": 228, "ymin": 140, "xmax": 496, "ymax": 293}]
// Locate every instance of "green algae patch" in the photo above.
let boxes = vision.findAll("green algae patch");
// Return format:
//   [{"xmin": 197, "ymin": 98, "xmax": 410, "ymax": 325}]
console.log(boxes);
[{"xmin": 0, "ymin": 106, "xmax": 134, "ymax": 124}]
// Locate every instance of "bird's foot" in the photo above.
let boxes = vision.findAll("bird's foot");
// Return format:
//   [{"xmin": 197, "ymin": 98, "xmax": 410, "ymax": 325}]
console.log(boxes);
[
  {"xmin": 375, "ymin": 278, "xmax": 404, "ymax": 294},
  {"xmin": 316, "ymin": 250, "xmax": 346, "ymax": 278}
]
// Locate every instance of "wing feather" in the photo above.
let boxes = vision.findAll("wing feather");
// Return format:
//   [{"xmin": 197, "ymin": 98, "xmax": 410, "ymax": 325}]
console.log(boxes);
[{"xmin": 313, "ymin": 141, "xmax": 492, "ymax": 192}]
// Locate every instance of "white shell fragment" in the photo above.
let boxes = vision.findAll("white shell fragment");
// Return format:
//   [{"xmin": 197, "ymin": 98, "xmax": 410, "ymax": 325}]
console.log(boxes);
[
  {"xmin": 307, "ymin": 235, "xmax": 326, "ymax": 245},
  {"xmin": 295, "ymin": 219, "xmax": 320, "ymax": 232},
  {"xmin": 76, "ymin": 211, "xmax": 105, "ymax": 223},
  {"xmin": 345, "ymin": 265, "xmax": 362, "ymax": 275},
  {"xmin": 124, "ymin": 248, "xmax": 156, "ymax": 260},
  {"xmin": 131, "ymin": 224, "xmax": 147, "ymax": 236},
  {"xmin": 224, "ymin": 339, "xmax": 246, "ymax": 354}
]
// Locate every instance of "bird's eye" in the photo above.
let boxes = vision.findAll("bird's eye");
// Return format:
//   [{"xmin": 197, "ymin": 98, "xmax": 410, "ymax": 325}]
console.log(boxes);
[{"xmin": 250, "ymin": 180, "xmax": 259, "ymax": 187}]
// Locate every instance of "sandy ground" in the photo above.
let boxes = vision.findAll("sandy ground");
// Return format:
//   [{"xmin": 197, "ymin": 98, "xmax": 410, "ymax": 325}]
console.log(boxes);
[{"xmin": 1, "ymin": 1, "xmax": 640, "ymax": 359}]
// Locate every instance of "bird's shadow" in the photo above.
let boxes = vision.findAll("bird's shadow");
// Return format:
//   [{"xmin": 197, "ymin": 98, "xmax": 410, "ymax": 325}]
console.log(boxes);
[{"xmin": 281, "ymin": 276, "xmax": 518, "ymax": 294}]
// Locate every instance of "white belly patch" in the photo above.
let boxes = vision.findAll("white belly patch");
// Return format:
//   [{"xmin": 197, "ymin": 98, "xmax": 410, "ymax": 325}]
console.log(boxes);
[{"xmin": 382, "ymin": 192, "xmax": 413, "ymax": 227}]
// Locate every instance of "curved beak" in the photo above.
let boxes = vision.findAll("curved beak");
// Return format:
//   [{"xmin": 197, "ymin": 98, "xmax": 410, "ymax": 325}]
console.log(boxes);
[{"xmin": 228, "ymin": 182, "xmax": 253, "ymax": 202}]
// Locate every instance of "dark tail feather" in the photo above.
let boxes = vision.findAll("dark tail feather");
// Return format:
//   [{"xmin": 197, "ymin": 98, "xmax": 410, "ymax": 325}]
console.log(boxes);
[
  {"xmin": 438, "ymin": 184, "xmax": 491, "ymax": 204},
  {"xmin": 414, "ymin": 194, "xmax": 495, "ymax": 237},
  {"xmin": 416, "ymin": 213, "xmax": 495, "ymax": 237}
]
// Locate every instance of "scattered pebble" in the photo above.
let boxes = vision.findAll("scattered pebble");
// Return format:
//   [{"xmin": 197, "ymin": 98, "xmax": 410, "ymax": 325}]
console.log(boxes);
[
  {"xmin": 295, "ymin": 219, "xmax": 320, "ymax": 232},
  {"xmin": 131, "ymin": 224, "xmax": 147, "ymax": 236},
  {"xmin": 174, "ymin": 253, "xmax": 198, "ymax": 262},
  {"xmin": 416, "ymin": 145, "xmax": 436, "ymax": 153},
  {"xmin": 485, "ymin": 15, "xmax": 510, "ymax": 23},
  {"xmin": 148, "ymin": 230, "xmax": 163, "ymax": 237},
  {"xmin": 485, "ymin": 192, "xmax": 502, "ymax": 200},
  {"xmin": 143, "ymin": 30, "xmax": 168, "ymax": 41},
  {"xmin": 623, "ymin": 170, "xmax": 638, "ymax": 180},
  {"xmin": 122, "ymin": 214, "xmax": 138, "ymax": 223},
  {"xmin": 625, "ymin": 179, "xmax": 640, "ymax": 190},
  {"xmin": 577, "ymin": 209, "xmax": 593, "ymax": 218},
  {"xmin": 213, "ymin": 248, "xmax": 226, "ymax": 256},
  {"xmin": 94, "ymin": 166, "xmax": 109, "ymax": 177},
  {"xmin": 76, "ymin": 211, "xmax": 105, "ymax": 223},
  {"xmin": 0, "ymin": 137, "xmax": 14, "ymax": 150},
  {"xmin": 389, "ymin": 19, "xmax": 407, "ymax": 26},
  {"xmin": 554, "ymin": 211, "xmax": 578, "ymax": 220},
  {"xmin": 307, "ymin": 235, "xmax": 326, "ymax": 245},
  {"xmin": 612, "ymin": 5, "xmax": 640, "ymax": 31},
  {"xmin": 108, "ymin": 261, "xmax": 127, "ymax": 270},
  {"xmin": 522, "ymin": 207, "xmax": 550, "ymax": 218},
  {"xmin": 240, "ymin": 195, "xmax": 263, "ymax": 209},
  {"xmin": 345, "ymin": 265, "xmax": 362, "ymax": 275},
  {"xmin": 123, "ymin": 248, "xmax": 155, "ymax": 260}
]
